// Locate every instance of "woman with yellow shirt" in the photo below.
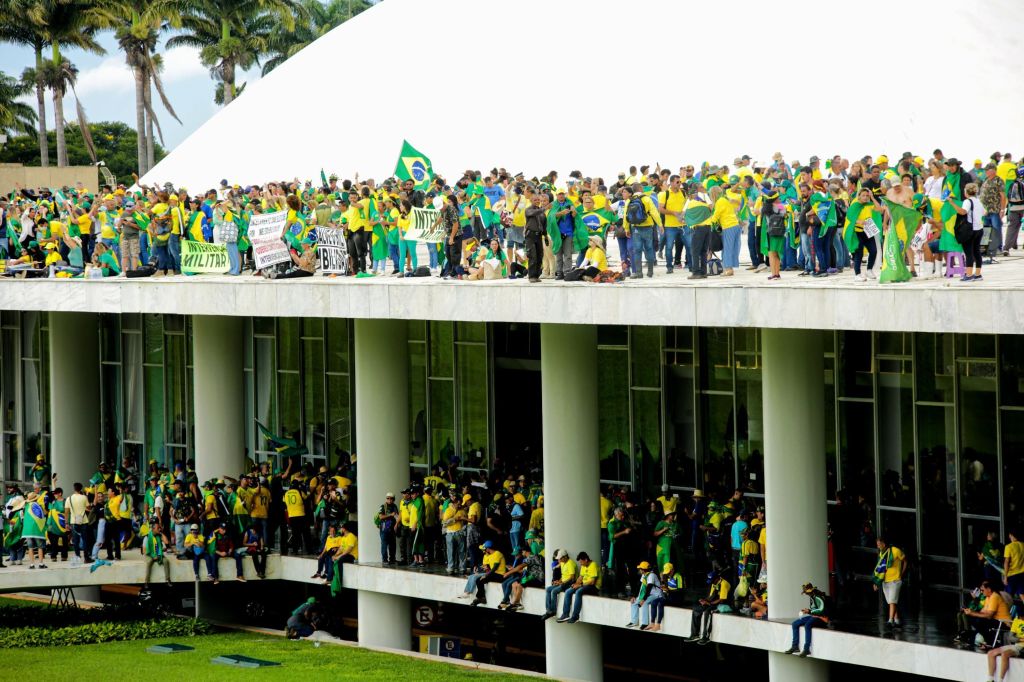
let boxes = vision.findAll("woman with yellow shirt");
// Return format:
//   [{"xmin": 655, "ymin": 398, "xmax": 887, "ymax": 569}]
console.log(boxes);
[
  {"xmin": 442, "ymin": 497, "xmax": 467, "ymax": 574},
  {"xmin": 397, "ymin": 199, "xmax": 418, "ymax": 274},
  {"xmin": 709, "ymin": 185, "xmax": 741, "ymax": 276}
]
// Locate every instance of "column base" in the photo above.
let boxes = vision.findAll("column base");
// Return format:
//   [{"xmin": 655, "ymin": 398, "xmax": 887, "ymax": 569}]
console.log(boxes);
[
  {"xmin": 545, "ymin": 620, "xmax": 603, "ymax": 682},
  {"xmin": 769, "ymin": 650, "xmax": 828, "ymax": 682},
  {"xmin": 358, "ymin": 591, "xmax": 410, "ymax": 649}
]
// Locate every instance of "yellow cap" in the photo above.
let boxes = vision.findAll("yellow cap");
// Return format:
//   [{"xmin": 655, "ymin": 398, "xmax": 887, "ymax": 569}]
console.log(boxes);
[
  {"xmin": 974, "ymin": 159, "xmax": 983, "ymax": 166},
  {"xmin": 103, "ymin": 194, "xmax": 115, "ymax": 201},
  {"xmin": 877, "ymin": 155, "xmax": 889, "ymax": 163},
  {"xmin": 513, "ymin": 493, "xmax": 526, "ymax": 505},
  {"xmin": 637, "ymin": 561, "xmax": 651, "ymax": 570},
  {"xmin": 169, "ymin": 194, "xmax": 179, "ymax": 201},
  {"xmin": 663, "ymin": 563, "xmax": 674, "ymax": 573},
  {"xmin": 913, "ymin": 156, "xmax": 923, "ymax": 165}
]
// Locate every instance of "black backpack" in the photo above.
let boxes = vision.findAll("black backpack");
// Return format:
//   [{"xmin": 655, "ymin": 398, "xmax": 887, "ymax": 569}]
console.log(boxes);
[
  {"xmin": 1008, "ymin": 179, "xmax": 1024, "ymax": 206},
  {"xmin": 626, "ymin": 196, "xmax": 649, "ymax": 225},
  {"xmin": 954, "ymin": 198, "xmax": 976, "ymax": 245},
  {"xmin": 765, "ymin": 211, "xmax": 787, "ymax": 238}
]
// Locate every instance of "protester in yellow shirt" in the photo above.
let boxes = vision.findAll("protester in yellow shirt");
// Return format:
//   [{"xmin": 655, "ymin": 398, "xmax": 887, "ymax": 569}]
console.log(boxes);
[
  {"xmin": 556, "ymin": 551, "xmax": 600, "ymax": 623},
  {"xmin": 283, "ymin": 483, "xmax": 312, "ymax": 556},
  {"xmin": 873, "ymin": 537, "xmax": 906, "ymax": 626},
  {"xmin": 459, "ymin": 540, "xmax": 506, "ymax": 606},
  {"xmin": 1004, "ymin": 531, "xmax": 1024, "ymax": 595}
]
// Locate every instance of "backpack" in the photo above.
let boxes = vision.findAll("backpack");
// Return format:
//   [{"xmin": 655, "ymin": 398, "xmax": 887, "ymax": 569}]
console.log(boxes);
[
  {"xmin": 412, "ymin": 265, "xmax": 431, "ymax": 277},
  {"xmin": 765, "ymin": 211, "xmax": 787, "ymax": 238},
  {"xmin": 626, "ymin": 196, "xmax": 649, "ymax": 225},
  {"xmin": 954, "ymin": 198, "xmax": 975, "ymax": 245},
  {"xmin": 1009, "ymin": 180, "xmax": 1024, "ymax": 205}
]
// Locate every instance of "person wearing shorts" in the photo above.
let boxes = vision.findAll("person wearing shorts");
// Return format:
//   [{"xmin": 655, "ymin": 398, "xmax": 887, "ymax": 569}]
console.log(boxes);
[
  {"xmin": 873, "ymin": 537, "xmax": 906, "ymax": 627},
  {"xmin": 986, "ymin": 642, "xmax": 1023, "ymax": 681}
]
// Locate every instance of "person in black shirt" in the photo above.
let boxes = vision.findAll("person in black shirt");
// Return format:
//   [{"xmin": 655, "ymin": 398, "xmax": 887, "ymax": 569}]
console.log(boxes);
[{"xmin": 524, "ymin": 190, "xmax": 548, "ymax": 283}]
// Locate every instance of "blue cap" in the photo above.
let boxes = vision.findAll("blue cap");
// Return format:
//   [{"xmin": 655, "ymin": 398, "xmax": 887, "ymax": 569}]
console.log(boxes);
[{"xmin": 481, "ymin": 540, "xmax": 494, "ymax": 550}]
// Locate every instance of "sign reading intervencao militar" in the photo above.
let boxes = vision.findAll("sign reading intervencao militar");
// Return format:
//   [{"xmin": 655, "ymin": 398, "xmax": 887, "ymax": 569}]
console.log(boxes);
[{"xmin": 180, "ymin": 240, "xmax": 229, "ymax": 274}]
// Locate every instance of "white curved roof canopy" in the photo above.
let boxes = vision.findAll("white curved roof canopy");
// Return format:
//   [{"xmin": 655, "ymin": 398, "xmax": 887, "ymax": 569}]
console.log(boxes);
[{"xmin": 141, "ymin": 0, "xmax": 1024, "ymax": 191}]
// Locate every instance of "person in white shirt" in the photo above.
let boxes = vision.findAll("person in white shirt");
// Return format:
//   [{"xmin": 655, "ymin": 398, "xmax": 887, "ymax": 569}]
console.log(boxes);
[
  {"xmin": 66, "ymin": 482, "xmax": 92, "ymax": 562},
  {"xmin": 945, "ymin": 182, "xmax": 984, "ymax": 281}
]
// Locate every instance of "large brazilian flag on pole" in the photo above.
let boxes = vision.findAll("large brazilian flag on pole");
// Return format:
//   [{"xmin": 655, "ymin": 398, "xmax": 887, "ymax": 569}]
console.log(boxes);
[{"xmin": 394, "ymin": 140, "xmax": 434, "ymax": 192}]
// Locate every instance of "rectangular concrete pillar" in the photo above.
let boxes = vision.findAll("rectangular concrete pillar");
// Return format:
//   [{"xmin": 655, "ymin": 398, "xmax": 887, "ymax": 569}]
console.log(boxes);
[
  {"xmin": 354, "ymin": 318, "xmax": 411, "ymax": 648},
  {"xmin": 541, "ymin": 323, "xmax": 603, "ymax": 682},
  {"xmin": 762, "ymin": 328, "xmax": 828, "ymax": 682},
  {"xmin": 191, "ymin": 316, "xmax": 245, "ymax": 483},
  {"xmin": 49, "ymin": 312, "xmax": 100, "ymax": 487}
]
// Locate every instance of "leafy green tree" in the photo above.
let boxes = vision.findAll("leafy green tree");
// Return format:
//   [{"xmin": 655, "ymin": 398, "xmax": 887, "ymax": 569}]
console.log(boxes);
[
  {"xmin": 0, "ymin": 70, "xmax": 36, "ymax": 136},
  {"xmin": 0, "ymin": 121, "xmax": 166, "ymax": 181},
  {"xmin": 261, "ymin": 0, "xmax": 371, "ymax": 76}
]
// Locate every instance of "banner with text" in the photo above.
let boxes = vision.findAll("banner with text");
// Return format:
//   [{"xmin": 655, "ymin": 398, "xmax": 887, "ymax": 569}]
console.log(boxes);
[
  {"xmin": 249, "ymin": 210, "xmax": 291, "ymax": 270},
  {"xmin": 403, "ymin": 207, "xmax": 446, "ymax": 242},
  {"xmin": 181, "ymin": 240, "xmax": 230, "ymax": 274},
  {"xmin": 314, "ymin": 227, "xmax": 348, "ymax": 275}
]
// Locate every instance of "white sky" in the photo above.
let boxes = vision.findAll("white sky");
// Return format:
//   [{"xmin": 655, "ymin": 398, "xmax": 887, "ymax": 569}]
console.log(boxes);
[{"xmin": 141, "ymin": 0, "xmax": 1024, "ymax": 190}]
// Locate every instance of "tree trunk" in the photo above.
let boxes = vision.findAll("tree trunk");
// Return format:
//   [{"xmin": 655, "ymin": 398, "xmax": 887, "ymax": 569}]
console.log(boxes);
[
  {"xmin": 221, "ymin": 61, "xmax": 235, "ymax": 107},
  {"xmin": 133, "ymin": 65, "xmax": 147, "ymax": 175},
  {"xmin": 53, "ymin": 89, "xmax": 67, "ymax": 167},
  {"xmin": 34, "ymin": 46, "xmax": 48, "ymax": 167},
  {"xmin": 144, "ymin": 77, "xmax": 155, "ymax": 172}
]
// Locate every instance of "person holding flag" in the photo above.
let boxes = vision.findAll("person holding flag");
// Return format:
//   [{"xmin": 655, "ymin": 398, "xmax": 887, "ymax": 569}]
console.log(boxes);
[
  {"xmin": 22, "ymin": 491, "xmax": 48, "ymax": 569},
  {"xmin": 394, "ymin": 140, "xmax": 434, "ymax": 192}
]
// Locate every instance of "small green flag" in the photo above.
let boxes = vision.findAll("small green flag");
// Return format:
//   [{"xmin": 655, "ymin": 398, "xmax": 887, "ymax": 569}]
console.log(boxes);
[{"xmin": 393, "ymin": 140, "xmax": 434, "ymax": 191}]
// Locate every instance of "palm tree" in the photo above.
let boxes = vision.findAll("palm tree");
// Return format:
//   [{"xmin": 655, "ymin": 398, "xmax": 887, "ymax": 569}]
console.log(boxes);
[
  {"xmin": 28, "ymin": 0, "xmax": 111, "ymax": 166},
  {"xmin": 0, "ymin": 2, "xmax": 49, "ymax": 166},
  {"xmin": 168, "ymin": 0, "xmax": 300, "ymax": 107},
  {"xmin": 0, "ymin": 70, "xmax": 37, "ymax": 136},
  {"xmin": 261, "ymin": 0, "xmax": 369, "ymax": 76},
  {"xmin": 109, "ymin": 0, "xmax": 182, "ymax": 176}
]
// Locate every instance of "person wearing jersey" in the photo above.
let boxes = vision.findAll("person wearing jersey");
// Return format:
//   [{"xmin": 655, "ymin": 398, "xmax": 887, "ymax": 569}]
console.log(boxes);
[
  {"xmin": 460, "ymin": 539, "xmax": 505, "ymax": 606},
  {"xmin": 784, "ymin": 583, "xmax": 832, "ymax": 657},
  {"xmin": 873, "ymin": 536, "xmax": 906, "ymax": 627},
  {"xmin": 142, "ymin": 516, "xmax": 172, "ymax": 587},
  {"xmin": 283, "ymin": 482, "xmax": 312, "ymax": 556},
  {"xmin": 659, "ymin": 175, "xmax": 689, "ymax": 273},
  {"xmin": 183, "ymin": 523, "xmax": 213, "ymax": 580},
  {"xmin": 557, "ymin": 551, "xmax": 600, "ymax": 623},
  {"xmin": 248, "ymin": 477, "xmax": 272, "ymax": 549}
]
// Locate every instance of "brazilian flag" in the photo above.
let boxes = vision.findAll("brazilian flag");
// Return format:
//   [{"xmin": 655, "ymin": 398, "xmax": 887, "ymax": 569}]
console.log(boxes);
[
  {"xmin": 3, "ymin": 514, "xmax": 23, "ymax": 548},
  {"xmin": 683, "ymin": 198, "xmax": 713, "ymax": 227},
  {"xmin": 256, "ymin": 421, "xmax": 308, "ymax": 458},
  {"xmin": 394, "ymin": 140, "xmax": 434, "ymax": 192},
  {"xmin": 842, "ymin": 202, "xmax": 884, "ymax": 253},
  {"xmin": 884, "ymin": 199, "xmax": 923, "ymax": 253},
  {"xmin": 938, "ymin": 173, "xmax": 966, "ymax": 253},
  {"xmin": 810, "ymin": 193, "xmax": 837, "ymax": 238},
  {"xmin": 573, "ymin": 208, "xmax": 614, "ymax": 250},
  {"xmin": 369, "ymin": 202, "xmax": 388, "ymax": 261}
]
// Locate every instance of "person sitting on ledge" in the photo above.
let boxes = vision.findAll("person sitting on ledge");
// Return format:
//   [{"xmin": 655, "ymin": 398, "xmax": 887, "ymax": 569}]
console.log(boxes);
[
  {"xmin": 458, "ymin": 539, "xmax": 506, "ymax": 606},
  {"xmin": 556, "ymin": 551, "xmax": 600, "ymax": 624},
  {"xmin": 784, "ymin": 582, "xmax": 832, "ymax": 658}
]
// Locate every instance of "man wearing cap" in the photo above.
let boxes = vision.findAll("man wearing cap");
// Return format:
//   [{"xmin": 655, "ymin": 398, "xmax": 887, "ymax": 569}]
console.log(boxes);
[
  {"xmin": 397, "ymin": 489, "xmax": 413, "ymax": 565},
  {"xmin": 686, "ymin": 569, "xmax": 731, "ymax": 644},
  {"xmin": 183, "ymin": 523, "xmax": 212, "ymax": 580},
  {"xmin": 142, "ymin": 516, "xmax": 172, "ymax": 587},
  {"xmin": 543, "ymin": 549, "xmax": 577, "ymax": 619},
  {"xmin": 458, "ymin": 539, "xmax": 506, "ymax": 605},
  {"xmin": 980, "ymin": 163, "xmax": 1006, "ymax": 262},
  {"xmin": 628, "ymin": 561, "xmax": 665, "ymax": 631},
  {"xmin": 557, "ymin": 551, "xmax": 599, "ymax": 623},
  {"xmin": 622, "ymin": 183, "xmax": 661, "ymax": 279},
  {"xmin": 550, "ymin": 188, "xmax": 576, "ymax": 279},
  {"xmin": 784, "ymin": 583, "xmax": 832, "ymax": 657},
  {"xmin": 30, "ymin": 454, "xmax": 51, "ymax": 489},
  {"xmin": 375, "ymin": 492, "xmax": 399, "ymax": 564},
  {"xmin": 441, "ymin": 494, "xmax": 467, "ymax": 574}
]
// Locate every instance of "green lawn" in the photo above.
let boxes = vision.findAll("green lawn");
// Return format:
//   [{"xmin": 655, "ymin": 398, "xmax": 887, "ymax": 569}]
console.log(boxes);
[{"xmin": 2, "ymin": 631, "xmax": 530, "ymax": 680}]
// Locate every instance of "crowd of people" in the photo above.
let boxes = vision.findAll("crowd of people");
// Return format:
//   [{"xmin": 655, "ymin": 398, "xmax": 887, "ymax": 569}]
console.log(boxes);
[
  {"xmin": 4, "ymin": 451, "xmax": 1024, "ymax": 673},
  {"xmin": 2, "ymin": 150, "xmax": 1023, "ymax": 284}
]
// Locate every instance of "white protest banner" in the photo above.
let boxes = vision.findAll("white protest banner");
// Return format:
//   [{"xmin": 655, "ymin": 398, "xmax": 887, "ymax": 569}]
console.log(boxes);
[
  {"xmin": 403, "ymin": 206, "xmax": 446, "ymax": 242},
  {"xmin": 180, "ymin": 240, "xmax": 229, "ymax": 274},
  {"xmin": 862, "ymin": 217, "xmax": 879, "ymax": 239},
  {"xmin": 248, "ymin": 210, "xmax": 290, "ymax": 270},
  {"xmin": 314, "ymin": 227, "xmax": 348, "ymax": 275}
]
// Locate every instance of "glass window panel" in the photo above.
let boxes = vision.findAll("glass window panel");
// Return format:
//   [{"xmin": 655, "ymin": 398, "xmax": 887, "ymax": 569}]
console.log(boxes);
[
  {"xmin": 326, "ymin": 319, "xmax": 350, "ymax": 374},
  {"xmin": 101, "ymin": 315, "xmax": 120, "ymax": 362},
  {"xmin": 40, "ymin": 329, "xmax": 49, "ymax": 440},
  {"xmin": 278, "ymin": 372, "xmax": 301, "ymax": 441},
  {"xmin": 877, "ymin": 373, "xmax": 915, "ymax": 507},
  {"xmin": 915, "ymin": 333, "xmax": 955, "ymax": 403},
  {"xmin": 958, "ymin": 363, "xmax": 998, "ymax": 517},
  {"xmin": 243, "ymin": 318, "xmax": 253, "ymax": 371},
  {"xmin": 429, "ymin": 379, "xmax": 455, "ymax": 466},
  {"xmin": 429, "ymin": 322, "xmax": 453, "ymax": 378},
  {"xmin": 164, "ymin": 315, "xmax": 184, "ymax": 333},
  {"xmin": 121, "ymin": 313, "xmax": 141, "ymax": 331},
  {"xmin": 701, "ymin": 392, "xmax": 736, "ymax": 493},
  {"xmin": 920, "ymin": 556, "xmax": 960, "ymax": 589},
  {"xmin": 20, "ymin": 311, "xmax": 39, "ymax": 359},
  {"xmin": 123, "ymin": 334, "xmax": 144, "ymax": 442},
  {"xmin": 699, "ymin": 328, "xmax": 731, "ymax": 392},
  {"xmin": 1002, "ymin": 409, "xmax": 1024, "ymax": 532},
  {"xmin": 957, "ymin": 334, "xmax": 995, "ymax": 360},
  {"xmin": 879, "ymin": 509, "xmax": 918, "ymax": 558},
  {"xmin": 877, "ymin": 332, "xmax": 911, "ymax": 357},
  {"xmin": 255, "ymin": 337, "xmax": 277, "ymax": 439},
  {"xmin": 1000, "ymin": 337, "xmax": 1024, "ymax": 407},
  {"xmin": 407, "ymin": 320, "xmax": 426, "ymax": 342},
  {"xmin": 631, "ymin": 327, "xmax": 661, "ymax": 389},
  {"xmin": 244, "ymin": 370, "xmax": 253, "ymax": 459},
  {"xmin": 665, "ymin": 364, "xmax": 696, "ymax": 489},
  {"xmin": 962, "ymin": 517, "xmax": 1002, "ymax": 589},
  {"xmin": 838, "ymin": 400, "xmax": 875, "ymax": 505},
  {"xmin": 837, "ymin": 331, "xmax": 873, "ymax": 399},
  {"xmin": 1, "ymin": 310, "xmax": 16, "ymax": 327},
  {"xmin": 4, "ymin": 433, "xmax": 17, "ymax": 480},
  {"xmin": 736, "ymin": 363, "xmax": 764, "ymax": 494},
  {"xmin": 456, "ymin": 321, "xmax": 485, "ymax": 343},
  {"xmin": 165, "ymin": 335, "xmax": 188, "ymax": 445},
  {"xmin": 326, "ymin": 373, "xmax": 351, "ymax": 463},
  {"xmin": 824, "ymin": 355, "xmax": 838, "ymax": 499},
  {"xmin": 303, "ymin": 338, "xmax": 325, "ymax": 456},
  {"xmin": 598, "ymin": 325, "xmax": 628, "ymax": 347},
  {"xmin": 2, "ymin": 329, "xmax": 15, "ymax": 432},
  {"xmin": 22, "ymin": 359, "xmax": 42, "ymax": 469},
  {"xmin": 457, "ymin": 344, "xmax": 488, "ymax": 468},
  {"xmin": 253, "ymin": 316, "xmax": 274, "ymax": 336},
  {"xmin": 599, "ymin": 349, "xmax": 630, "ymax": 483},
  {"xmin": 666, "ymin": 326, "xmax": 693, "ymax": 351},
  {"xmin": 145, "ymin": 364, "xmax": 164, "ymax": 466},
  {"xmin": 301, "ymin": 318, "xmax": 323, "ymax": 338},
  {"xmin": 918, "ymin": 405, "xmax": 957, "ymax": 557},
  {"xmin": 143, "ymin": 314, "xmax": 162, "ymax": 364},
  {"xmin": 632, "ymin": 390, "xmax": 662, "ymax": 494},
  {"xmin": 277, "ymin": 318, "xmax": 300, "ymax": 371},
  {"xmin": 409, "ymin": 343, "xmax": 427, "ymax": 466}
]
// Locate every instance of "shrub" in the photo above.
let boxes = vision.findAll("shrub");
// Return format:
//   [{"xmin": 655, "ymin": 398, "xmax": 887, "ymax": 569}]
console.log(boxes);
[
  {"xmin": 0, "ymin": 603, "xmax": 164, "ymax": 630},
  {"xmin": 0, "ymin": 618, "xmax": 212, "ymax": 648}
]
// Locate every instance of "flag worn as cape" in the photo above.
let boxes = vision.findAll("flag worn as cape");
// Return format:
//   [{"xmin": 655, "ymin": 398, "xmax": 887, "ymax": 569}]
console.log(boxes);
[
  {"xmin": 810, "ymin": 192, "xmax": 837, "ymax": 238},
  {"xmin": 883, "ymin": 199, "xmax": 924, "ymax": 253},
  {"xmin": 938, "ymin": 172, "xmax": 966, "ymax": 253}
]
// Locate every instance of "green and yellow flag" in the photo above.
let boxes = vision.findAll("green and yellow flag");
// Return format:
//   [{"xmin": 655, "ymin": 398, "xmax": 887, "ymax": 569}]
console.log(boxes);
[
  {"xmin": 394, "ymin": 140, "xmax": 434, "ymax": 191},
  {"xmin": 938, "ymin": 173, "xmax": 965, "ymax": 253},
  {"xmin": 884, "ymin": 199, "xmax": 924, "ymax": 252}
]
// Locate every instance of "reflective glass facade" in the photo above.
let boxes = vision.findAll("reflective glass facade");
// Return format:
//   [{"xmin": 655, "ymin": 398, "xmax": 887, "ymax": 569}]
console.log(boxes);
[{"xmin": 2, "ymin": 314, "xmax": 1023, "ymax": 592}]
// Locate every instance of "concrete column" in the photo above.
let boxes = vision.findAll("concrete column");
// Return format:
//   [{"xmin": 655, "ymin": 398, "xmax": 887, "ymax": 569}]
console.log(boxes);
[
  {"xmin": 762, "ymin": 328, "xmax": 828, "ymax": 682},
  {"xmin": 541, "ymin": 323, "xmax": 603, "ymax": 682},
  {"xmin": 191, "ymin": 316, "xmax": 244, "ymax": 483},
  {"xmin": 354, "ymin": 319, "xmax": 411, "ymax": 648},
  {"xmin": 49, "ymin": 312, "xmax": 100, "ymax": 488}
]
